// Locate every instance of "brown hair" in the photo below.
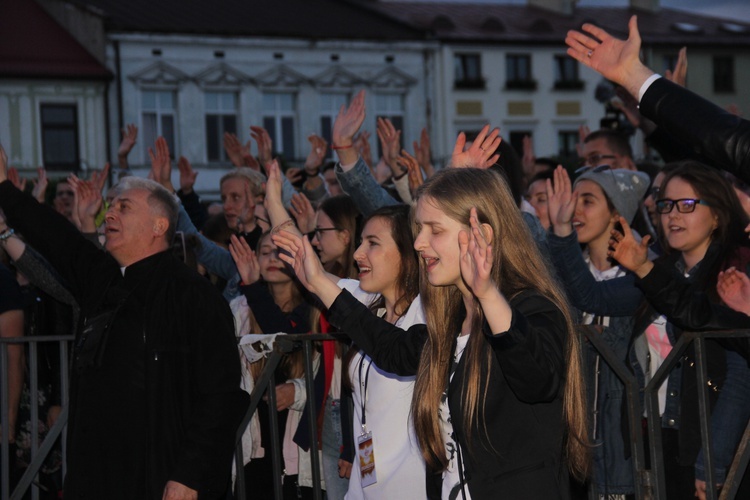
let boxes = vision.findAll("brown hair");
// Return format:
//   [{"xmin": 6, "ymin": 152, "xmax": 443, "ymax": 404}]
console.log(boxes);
[
  {"xmin": 411, "ymin": 168, "xmax": 589, "ymax": 479},
  {"xmin": 318, "ymin": 195, "xmax": 361, "ymax": 279}
]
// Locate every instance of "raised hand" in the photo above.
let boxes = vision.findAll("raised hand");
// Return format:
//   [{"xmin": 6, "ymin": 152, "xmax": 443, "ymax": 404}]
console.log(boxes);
[
  {"xmin": 448, "ymin": 124, "xmax": 501, "ymax": 169},
  {"xmin": 177, "ymin": 156, "xmax": 198, "ymax": 194},
  {"xmin": 565, "ymin": 15, "xmax": 655, "ymax": 99},
  {"xmin": 7, "ymin": 167, "xmax": 26, "ymax": 192},
  {"xmin": 229, "ymin": 234, "xmax": 261, "ymax": 285},
  {"xmin": 717, "ymin": 267, "xmax": 750, "ymax": 316},
  {"xmin": 90, "ymin": 163, "xmax": 110, "ymax": 195},
  {"xmin": 413, "ymin": 127, "xmax": 434, "ymax": 177},
  {"xmin": 353, "ymin": 130, "xmax": 373, "ymax": 169},
  {"xmin": 396, "ymin": 150, "xmax": 423, "ymax": 197},
  {"xmin": 665, "ymin": 47, "xmax": 687, "ymax": 87},
  {"xmin": 289, "ymin": 193, "xmax": 316, "ymax": 234},
  {"xmin": 613, "ymin": 87, "xmax": 657, "ymax": 135},
  {"xmin": 264, "ymin": 159, "xmax": 283, "ymax": 207},
  {"xmin": 31, "ymin": 167, "xmax": 48, "ymax": 203},
  {"xmin": 148, "ymin": 137, "xmax": 174, "ymax": 192},
  {"xmin": 376, "ymin": 117, "xmax": 403, "ymax": 175},
  {"xmin": 223, "ymin": 132, "xmax": 254, "ymax": 168},
  {"xmin": 521, "ymin": 135, "xmax": 536, "ymax": 180},
  {"xmin": 332, "ymin": 90, "xmax": 366, "ymax": 167},
  {"xmin": 69, "ymin": 175, "xmax": 102, "ymax": 232},
  {"xmin": 575, "ymin": 124, "xmax": 591, "ymax": 158},
  {"xmin": 608, "ymin": 216, "xmax": 653, "ymax": 277},
  {"xmin": 118, "ymin": 124, "xmax": 138, "ymax": 159},
  {"xmin": 304, "ymin": 134, "xmax": 328, "ymax": 174},
  {"xmin": 0, "ymin": 144, "xmax": 8, "ymax": 183},
  {"xmin": 249, "ymin": 126, "xmax": 273, "ymax": 167},
  {"xmin": 285, "ymin": 167, "xmax": 304, "ymax": 184},
  {"xmin": 546, "ymin": 166, "xmax": 577, "ymax": 236},
  {"xmin": 458, "ymin": 207, "xmax": 495, "ymax": 299},
  {"xmin": 272, "ymin": 230, "xmax": 322, "ymax": 293}
]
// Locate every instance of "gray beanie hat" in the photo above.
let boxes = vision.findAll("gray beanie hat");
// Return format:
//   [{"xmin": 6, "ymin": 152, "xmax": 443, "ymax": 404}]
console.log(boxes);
[{"xmin": 575, "ymin": 168, "xmax": 650, "ymax": 223}]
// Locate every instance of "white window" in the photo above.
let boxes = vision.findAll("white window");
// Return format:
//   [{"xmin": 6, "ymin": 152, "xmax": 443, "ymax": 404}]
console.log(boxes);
[
  {"xmin": 205, "ymin": 91, "xmax": 238, "ymax": 162},
  {"xmin": 142, "ymin": 90, "xmax": 177, "ymax": 159},
  {"xmin": 262, "ymin": 92, "xmax": 296, "ymax": 160},
  {"xmin": 320, "ymin": 93, "xmax": 349, "ymax": 159}
]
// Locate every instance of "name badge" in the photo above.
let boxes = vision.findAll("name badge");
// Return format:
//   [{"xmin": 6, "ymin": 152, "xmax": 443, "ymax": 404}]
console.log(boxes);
[{"xmin": 357, "ymin": 431, "xmax": 377, "ymax": 487}]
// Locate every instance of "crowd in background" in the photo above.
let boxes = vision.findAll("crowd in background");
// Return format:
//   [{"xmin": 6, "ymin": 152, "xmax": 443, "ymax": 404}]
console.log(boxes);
[{"xmin": 2, "ymin": 15, "xmax": 750, "ymax": 500}]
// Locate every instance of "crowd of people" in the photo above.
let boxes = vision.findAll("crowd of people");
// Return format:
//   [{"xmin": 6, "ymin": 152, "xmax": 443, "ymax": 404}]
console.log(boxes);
[{"xmin": 1, "ymin": 15, "xmax": 750, "ymax": 500}]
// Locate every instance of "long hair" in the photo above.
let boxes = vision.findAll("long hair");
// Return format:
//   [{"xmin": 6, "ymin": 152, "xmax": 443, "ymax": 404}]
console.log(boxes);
[
  {"xmin": 410, "ymin": 168, "xmax": 589, "ymax": 479},
  {"xmin": 318, "ymin": 195, "xmax": 361, "ymax": 279}
]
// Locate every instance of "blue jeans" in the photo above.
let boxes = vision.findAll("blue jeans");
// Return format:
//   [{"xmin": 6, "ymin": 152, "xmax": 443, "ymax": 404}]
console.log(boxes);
[
  {"xmin": 695, "ymin": 349, "xmax": 750, "ymax": 484},
  {"xmin": 322, "ymin": 398, "xmax": 349, "ymax": 500}
]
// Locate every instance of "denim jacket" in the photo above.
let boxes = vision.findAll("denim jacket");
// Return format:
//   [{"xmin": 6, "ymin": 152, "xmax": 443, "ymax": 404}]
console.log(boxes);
[{"xmin": 334, "ymin": 156, "xmax": 398, "ymax": 217}]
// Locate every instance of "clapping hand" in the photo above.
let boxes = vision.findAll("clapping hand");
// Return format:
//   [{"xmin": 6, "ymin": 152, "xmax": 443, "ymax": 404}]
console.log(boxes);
[
  {"xmin": 546, "ymin": 166, "xmax": 577, "ymax": 237},
  {"xmin": 717, "ymin": 267, "xmax": 750, "ymax": 316},
  {"xmin": 608, "ymin": 216, "xmax": 653, "ymax": 278},
  {"xmin": 250, "ymin": 126, "xmax": 274, "ymax": 168},
  {"xmin": 148, "ymin": 137, "xmax": 175, "ymax": 192},
  {"xmin": 448, "ymin": 124, "xmax": 501, "ymax": 169},
  {"xmin": 229, "ymin": 234, "xmax": 261, "ymax": 285},
  {"xmin": 289, "ymin": 193, "xmax": 316, "ymax": 234},
  {"xmin": 272, "ymin": 230, "xmax": 323, "ymax": 293},
  {"xmin": 31, "ymin": 167, "xmax": 48, "ymax": 203},
  {"xmin": 458, "ymin": 207, "xmax": 495, "ymax": 299},
  {"xmin": 177, "ymin": 156, "xmax": 198, "ymax": 194}
]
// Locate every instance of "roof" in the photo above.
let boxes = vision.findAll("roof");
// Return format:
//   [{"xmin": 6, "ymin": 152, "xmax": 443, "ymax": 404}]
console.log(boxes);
[
  {"xmin": 0, "ymin": 0, "xmax": 111, "ymax": 79},
  {"xmin": 76, "ymin": 0, "xmax": 424, "ymax": 40},
  {"xmin": 356, "ymin": 2, "xmax": 750, "ymax": 46}
]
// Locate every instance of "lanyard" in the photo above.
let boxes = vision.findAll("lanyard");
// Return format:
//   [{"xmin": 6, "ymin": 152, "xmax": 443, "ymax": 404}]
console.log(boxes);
[{"xmin": 357, "ymin": 353, "xmax": 373, "ymax": 433}]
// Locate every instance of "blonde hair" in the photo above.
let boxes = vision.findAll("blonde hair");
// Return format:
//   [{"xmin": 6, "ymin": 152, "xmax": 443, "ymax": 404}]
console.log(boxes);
[{"xmin": 411, "ymin": 168, "xmax": 589, "ymax": 479}]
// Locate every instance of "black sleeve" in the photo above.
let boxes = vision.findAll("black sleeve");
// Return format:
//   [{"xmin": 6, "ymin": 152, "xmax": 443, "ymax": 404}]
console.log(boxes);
[
  {"xmin": 0, "ymin": 263, "xmax": 23, "ymax": 314},
  {"xmin": 339, "ymin": 380, "xmax": 355, "ymax": 464},
  {"xmin": 640, "ymin": 78, "xmax": 750, "ymax": 184},
  {"xmin": 483, "ymin": 291, "xmax": 567, "ymax": 403},
  {"xmin": 327, "ymin": 290, "xmax": 426, "ymax": 377},
  {"xmin": 177, "ymin": 189, "xmax": 209, "ymax": 231},
  {"xmin": 241, "ymin": 282, "xmax": 311, "ymax": 334}
]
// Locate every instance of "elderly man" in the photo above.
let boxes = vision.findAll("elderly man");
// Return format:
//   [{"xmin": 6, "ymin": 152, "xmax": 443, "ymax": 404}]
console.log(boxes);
[{"xmin": 0, "ymin": 146, "xmax": 248, "ymax": 499}]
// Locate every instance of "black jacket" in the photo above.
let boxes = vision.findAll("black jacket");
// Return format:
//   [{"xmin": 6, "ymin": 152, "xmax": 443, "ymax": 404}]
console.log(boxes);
[
  {"xmin": 640, "ymin": 78, "xmax": 750, "ymax": 184},
  {"xmin": 0, "ymin": 181, "xmax": 249, "ymax": 499},
  {"xmin": 328, "ymin": 288, "xmax": 570, "ymax": 499}
]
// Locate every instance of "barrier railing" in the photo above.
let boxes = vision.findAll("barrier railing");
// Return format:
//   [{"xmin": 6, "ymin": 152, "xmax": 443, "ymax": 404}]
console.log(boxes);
[
  {"xmin": 580, "ymin": 326, "xmax": 750, "ymax": 500},
  {"xmin": 3, "ymin": 330, "xmax": 748, "ymax": 499},
  {"xmin": 1, "ymin": 335, "xmax": 72, "ymax": 500}
]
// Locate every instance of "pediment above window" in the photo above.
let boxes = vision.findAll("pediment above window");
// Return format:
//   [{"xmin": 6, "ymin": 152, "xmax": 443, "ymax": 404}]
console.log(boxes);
[
  {"xmin": 369, "ymin": 66, "xmax": 417, "ymax": 90},
  {"xmin": 128, "ymin": 61, "xmax": 189, "ymax": 86},
  {"xmin": 193, "ymin": 62, "xmax": 253, "ymax": 88},
  {"xmin": 255, "ymin": 64, "xmax": 309, "ymax": 89},
  {"xmin": 312, "ymin": 65, "xmax": 365, "ymax": 89}
]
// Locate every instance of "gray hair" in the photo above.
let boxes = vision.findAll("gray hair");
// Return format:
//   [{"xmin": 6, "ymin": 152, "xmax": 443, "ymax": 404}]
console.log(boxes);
[
  {"xmin": 111, "ymin": 177, "xmax": 179, "ymax": 244},
  {"xmin": 220, "ymin": 167, "xmax": 266, "ymax": 198}
]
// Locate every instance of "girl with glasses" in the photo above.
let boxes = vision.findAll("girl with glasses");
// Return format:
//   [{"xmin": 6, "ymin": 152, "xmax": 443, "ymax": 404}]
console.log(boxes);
[{"xmin": 549, "ymin": 160, "xmax": 750, "ymax": 499}]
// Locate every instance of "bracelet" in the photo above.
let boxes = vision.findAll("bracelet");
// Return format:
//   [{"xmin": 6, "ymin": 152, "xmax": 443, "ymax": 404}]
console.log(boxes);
[
  {"xmin": 0, "ymin": 228, "xmax": 15, "ymax": 242},
  {"xmin": 271, "ymin": 219, "xmax": 296, "ymax": 235},
  {"xmin": 392, "ymin": 169, "xmax": 408, "ymax": 181},
  {"xmin": 331, "ymin": 143, "xmax": 353, "ymax": 150}
]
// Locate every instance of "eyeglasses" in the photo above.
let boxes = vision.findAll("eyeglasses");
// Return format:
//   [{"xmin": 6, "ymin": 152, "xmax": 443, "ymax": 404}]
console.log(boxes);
[
  {"xmin": 574, "ymin": 164, "xmax": 613, "ymax": 175},
  {"xmin": 579, "ymin": 154, "xmax": 617, "ymax": 167},
  {"xmin": 313, "ymin": 227, "xmax": 340, "ymax": 239},
  {"xmin": 655, "ymin": 198, "xmax": 711, "ymax": 214}
]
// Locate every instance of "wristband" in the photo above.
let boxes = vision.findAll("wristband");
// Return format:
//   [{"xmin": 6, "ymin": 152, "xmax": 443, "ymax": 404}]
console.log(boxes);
[
  {"xmin": 0, "ymin": 228, "xmax": 15, "ymax": 242},
  {"xmin": 271, "ymin": 219, "xmax": 296, "ymax": 235},
  {"xmin": 392, "ymin": 169, "xmax": 408, "ymax": 181}
]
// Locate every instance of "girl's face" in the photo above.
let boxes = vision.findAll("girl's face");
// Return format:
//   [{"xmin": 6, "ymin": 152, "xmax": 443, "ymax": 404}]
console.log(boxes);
[
  {"xmin": 353, "ymin": 217, "xmax": 402, "ymax": 302},
  {"xmin": 660, "ymin": 176, "xmax": 718, "ymax": 263},
  {"xmin": 572, "ymin": 180, "xmax": 617, "ymax": 247},
  {"xmin": 311, "ymin": 210, "xmax": 349, "ymax": 265},
  {"xmin": 413, "ymin": 196, "xmax": 468, "ymax": 294},
  {"xmin": 257, "ymin": 235, "xmax": 291, "ymax": 284},
  {"xmin": 526, "ymin": 179, "xmax": 550, "ymax": 230}
]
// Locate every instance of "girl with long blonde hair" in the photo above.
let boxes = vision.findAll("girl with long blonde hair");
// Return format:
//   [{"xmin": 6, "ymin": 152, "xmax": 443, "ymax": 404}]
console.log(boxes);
[{"xmin": 274, "ymin": 167, "xmax": 588, "ymax": 499}]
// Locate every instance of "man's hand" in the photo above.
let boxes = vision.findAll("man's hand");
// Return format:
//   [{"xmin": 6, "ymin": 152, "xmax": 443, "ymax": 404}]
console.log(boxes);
[
  {"xmin": 223, "ymin": 132, "xmax": 253, "ymax": 168},
  {"xmin": 0, "ymin": 144, "xmax": 9, "ymax": 183},
  {"xmin": 148, "ymin": 137, "xmax": 175, "ymax": 192},
  {"xmin": 162, "ymin": 480, "xmax": 197, "ymax": 500},
  {"xmin": 118, "ymin": 124, "xmax": 138, "ymax": 161},
  {"xmin": 665, "ymin": 47, "xmax": 687, "ymax": 87},
  {"xmin": 250, "ymin": 126, "xmax": 274, "ymax": 168},
  {"xmin": 565, "ymin": 15, "xmax": 655, "ymax": 99},
  {"xmin": 338, "ymin": 459, "xmax": 352, "ymax": 479},
  {"xmin": 31, "ymin": 167, "xmax": 48, "ymax": 203},
  {"xmin": 273, "ymin": 383, "xmax": 295, "ymax": 411},
  {"xmin": 177, "ymin": 156, "xmax": 198, "ymax": 194},
  {"xmin": 376, "ymin": 117, "xmax": 403, "ymax": 174}
]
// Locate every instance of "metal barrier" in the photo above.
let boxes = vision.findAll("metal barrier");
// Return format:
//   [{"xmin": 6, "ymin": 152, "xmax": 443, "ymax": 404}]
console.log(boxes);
[
  {"xmin": 4, "ymin": 329, "xmax": 749, "ymax": 499},
  {"xmin": 580, "ymin": 326, "xmax": 750, "ymax": 500},
  {"xmin": 1, "ymin": 335, "xmax": 72, "ymax": 500}
]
